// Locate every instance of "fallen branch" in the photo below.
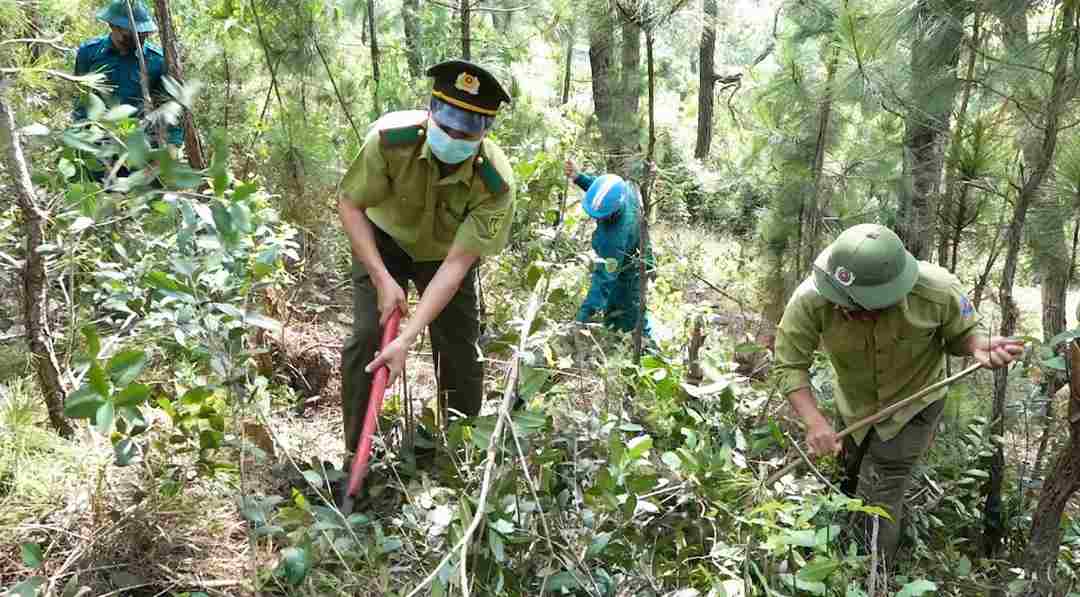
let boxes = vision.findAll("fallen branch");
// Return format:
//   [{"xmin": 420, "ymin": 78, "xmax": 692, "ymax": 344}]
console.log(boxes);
[{"xmin": 406, "ymin": 282, "xmax": 545, "ymax": 597}]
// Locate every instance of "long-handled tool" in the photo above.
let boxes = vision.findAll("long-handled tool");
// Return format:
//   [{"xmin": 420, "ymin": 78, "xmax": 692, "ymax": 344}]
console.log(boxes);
[
  {"xmin": 764, "ymin": 362, "xmax": 984, "ymax": 487},
  {"xmin": 341, "ymin": 308, "xmax": 402, "ymax": 514}
]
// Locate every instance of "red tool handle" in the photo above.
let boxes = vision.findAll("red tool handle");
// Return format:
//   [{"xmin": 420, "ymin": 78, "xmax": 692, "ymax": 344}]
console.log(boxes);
[{"xmin": 345, "ymin": 308, "xmax": 402, "ymax": 498}]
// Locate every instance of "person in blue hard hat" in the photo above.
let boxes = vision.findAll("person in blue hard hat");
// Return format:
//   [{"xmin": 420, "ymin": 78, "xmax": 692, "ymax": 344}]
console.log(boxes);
[
  {"xmin": 72, "ymin": 0, "xmax": 182, "ymax": 148},
  {"xmin": 565, "ymin": 159, "xmax": 653, "ymax": 336}
]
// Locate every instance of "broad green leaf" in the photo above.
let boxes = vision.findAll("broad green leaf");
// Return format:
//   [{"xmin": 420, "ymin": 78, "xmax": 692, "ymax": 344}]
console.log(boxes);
[
  {"xmin": 490, "ymin": 518, "xmax": 514, "ymax": 535},
  {"xmin": 229, "ymin": 202, "xmax": 252, "ymax": 233},
  {"xmin": 232, "ymin": 181, "xmax": 258, "ymax": 202},
  {"xmin": 9, "ymin": 576, "xmax": 45, "ymax": 597},
  {"xmin": 1044, "ymin": 356, "xmax": 1067, "ymax": 371},
  {"xmin": 82, "ymin": 325, "xmax": 101, "ymax": 360},
  {"xmin": 70, "ymin": 216, "xmax": 94, "ymax": 233},
  {"xmin": 21, "ymin": 542, "xmax": 44, "ymax": 569},
  {"xmin": 275, "ymin": 547, "xmax": 310, "ymax": 586},
  {"xmin": 777, "ymin": 574, "xmax": 826, "ymax": 595},
  {"xmin": 488, "ymin": 530, "xmax": 506, "ymax": 562},
  {"xmin": 64, "ymin": 386, "xmax": 106, "ymax": 419},
  {"xmin": 302, "ymin": 470, "xmax": 324, "ymax": 487},
  {"xmin": 126, "ymin": 130, "xmax": 150, "ymax": 168},
  {"xmin": 546, "ymin": 571, "xmax": 580, "ymax": 591},
  {"xmin": 797, "ymin": 558, "xmax": 842, "ymax": 582},
  {"xmin": 586, "ymin": 532, "xmax": 612, "ymax": 557},
  {"xmin": 778, "ymin": 529, "xmax": 817, "ymax": 547},
  {"xmin": 625, "ymin": 435, "xmax": 653, "ymax": 461},
  {"xmin": 114, "ymin": 384, "xmax": 150, "ymax": 407},
  {"xmin": 86, "ymin": 94, "xmax": 106, "ymax": 120},
  {"xmin": 955, "ymin": 556, "xmax": 972, "ymax": 576},
  {"xmin": 58, "ymin": 157, "xmax": 76, "ymax": 179},
  {"xmin": 88, "ymin": 363, "xmax": 109, "ymax": 398},
  {"xmin": 108, "ymin": 350, "xmax": 147, "ymax": 387},
  {"xmin": 211, "ymin": 202, "xmax": 234, "ymax": 241},
  {"xmin": 96, "ymin": 401, "xmax": 115, "ymax": 433},
  {"xmin": 113, "ymin": 438, "xmax": 136, "ymax": 466},
  {"xmin": 896, "ymin": 580, "xmax": 937, "ymax": 597},
  {"xmin": 102, "ymin": 104, "xmax": 138, "ymax": 122}
]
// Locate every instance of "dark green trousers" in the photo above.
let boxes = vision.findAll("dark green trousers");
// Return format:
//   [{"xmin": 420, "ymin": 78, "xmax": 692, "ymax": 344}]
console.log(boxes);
[
  {"xmin": 841, "ymin": 398, "xmax": 944, "ymax": 564},
  {"xmin": 340, "ymin": 226, "xmax": 482, "ymax": 454}
]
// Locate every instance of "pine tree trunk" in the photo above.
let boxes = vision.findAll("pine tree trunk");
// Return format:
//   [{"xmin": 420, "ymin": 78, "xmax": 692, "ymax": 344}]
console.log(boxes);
[
  {"xmin": 588, "ymin": 4, "xmax": 618, "ymax": 169},
  {"xmin": 1022, "ymin": 340, "xmax": 1080, "ymax": 597},
  {"xmin": 154, "ymin": 0, "xmax": 206, "ymax": 169},
  {"xmin": 939, "ymin": 11, "xmax": 981, "ymax": 271},
  {"xmin": 633, "ymin": 28, "xmax": 656, "ymax": 362},
  {"xmin": 561, "ymin": 20, "xmax": 575, "ymax": 105},
  {"xmin": 984, "ymin": 0, "xmax": 1075, "ymax": 559},
  {"xmin": 0, "ymin": 83, "xmax": 74, "ymax": 438},
  {"xmin": 368, "ymin": 0, "xmax": 380, "ymax": 114},
  {"xmin": 694, "ymin": 0, "xmax": 717, "ymax": 159},
  {"xmin": 460, "ymin": 0, "xmax": 471, "ymax": 61},
  {"xmin": 616, "ymin": 18, "xmax": 641, "ymax": 174},
  {"xmin": 402, "ymin": 0, "xmax": 422, "ymax": 78},
  {"xmin": 898, "ymin": 0, "xmax": 967, "ymax": 261},
  {"xmin": 801, "ymin": 46, "xmax": 838, "ymax": 278}
]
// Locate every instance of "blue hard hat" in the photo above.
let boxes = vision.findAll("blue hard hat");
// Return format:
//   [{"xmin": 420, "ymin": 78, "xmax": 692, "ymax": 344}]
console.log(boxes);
[
  {"xmin": 583, "ymin": 174, "xmax": 627, "ymax": 219},
  {"xmin": 97, "ymin": 0, "xmax": 158, "ymax": 33}
]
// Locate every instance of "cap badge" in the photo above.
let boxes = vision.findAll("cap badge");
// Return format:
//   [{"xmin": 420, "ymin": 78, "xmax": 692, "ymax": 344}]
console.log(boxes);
[
  {"xmin": 834, "ymin": 266, "xmax": 855, "ymax": 287},
  {"xmin": 455, "ymin": 72, "xmax": 480, "ymax": 95}
]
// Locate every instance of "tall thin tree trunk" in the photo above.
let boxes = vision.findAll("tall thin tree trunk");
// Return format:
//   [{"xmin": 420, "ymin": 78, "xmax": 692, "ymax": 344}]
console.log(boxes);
[
  {"xmin": 939, "ymin": 10, "xmax": 982, "ymax": 270},
  {"xmin": 402, "ymin": 0, "xmax": 422, "ymax": 78},
  {"xmin": 616, "ymin": 17, "xmax": 642, "ymax": 174},
  {"xmin": 561, "ymin": 20, "xmax": 575, "ymax": 105},
  {"xmin": 460, "ymin": 0, "xmax": 471, "ymax": 61},
  {"xmin": 368, "ymin": 0, "xmax": 380, "ymax": 114},
  {"xmin": 153, "ymin": 0, "xmax": 206, "ymax": 169},
  {"xmin": 588, "ymin": 3, "xmax": 618, "ymax": 170},
  {"xmin": 984, "ymin": 0, "xmax": 1075, "ymax": 559},
  {"xmin": 899, "ymin": 0, "xmax": 967, "ymax": 260},
  {"xmin": 1022, "ymin": 340, "xmax": 1080, "ymax": 597},
  {"xmin": 0, "ymin": 83, "xmax": 74, "ymax": 438},
  {"xmin": 694, "ymin": 0, "xmax": 717, "ymax": 159},
  {"xmin": 801, "ymin": 46, "xmax": 838, "ymax": 278},
  {"xmin": 634, "ymin": 27, "xmax": 656, "ymax": 362}
]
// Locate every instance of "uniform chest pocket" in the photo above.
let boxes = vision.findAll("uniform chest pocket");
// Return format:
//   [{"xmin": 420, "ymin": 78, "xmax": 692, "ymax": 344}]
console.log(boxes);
[
  {"xmin": 893, "ymin": 329, "xmax": 938, "ymax": 362},
  {"xmin": 434, "ymin": 195, "xmax": 469, "ymax": 242},
  {"xmin": 822, "ymin": 327, "xmax": 867, "ymax": 358}
]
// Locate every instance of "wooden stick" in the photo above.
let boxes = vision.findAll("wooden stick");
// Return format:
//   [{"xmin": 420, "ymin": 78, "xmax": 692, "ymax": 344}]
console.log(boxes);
[{"xmin": 764, "ymin": 362, "xmax": 984, "ymax": 486}]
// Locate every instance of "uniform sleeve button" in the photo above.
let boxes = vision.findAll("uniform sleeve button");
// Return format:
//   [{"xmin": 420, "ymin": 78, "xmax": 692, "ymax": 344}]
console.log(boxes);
[
  {"xmin": 476, "ymin": 156, "xmax": 485, "ymax": 164},
  {"xmin": 417, "ymin": 128, "xmax": 425, "ymax": 136}
]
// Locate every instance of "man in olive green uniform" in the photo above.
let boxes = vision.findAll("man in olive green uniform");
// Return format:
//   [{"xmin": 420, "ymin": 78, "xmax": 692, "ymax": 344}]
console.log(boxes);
[
  {"xmin": 337, "ymin": 60, "xmax": 514, "ymax": 461},
  {"xmin": 773, "ymin": 224, "xmax": 1024, "ymax": 562}
]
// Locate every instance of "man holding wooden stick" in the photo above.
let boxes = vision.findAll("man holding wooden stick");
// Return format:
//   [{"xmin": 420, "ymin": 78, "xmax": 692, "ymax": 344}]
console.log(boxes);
[{"xmin": 772, "ymin": 223, "xmax": 1024, "ymax": 563}]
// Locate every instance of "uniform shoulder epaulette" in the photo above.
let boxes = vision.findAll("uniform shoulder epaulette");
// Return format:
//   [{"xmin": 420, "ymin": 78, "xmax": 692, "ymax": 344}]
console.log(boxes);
[
  {"xmin": 143, "ymin": 42, "xmax": 165, "ymax": 57},
  {"xmin": 908, "ymin": 262, "xmax": 957, "ymax": 306},
  {"xmin": 375, "ymin": 110, "xmax": 428, "ymax": 148},
  {"xmin": 476, "ymin": 142, "xmax": 510, "ymax": 194},
  {"xmin": 379, "ymin": 124, "xmax": 425, "ymax": 147}
]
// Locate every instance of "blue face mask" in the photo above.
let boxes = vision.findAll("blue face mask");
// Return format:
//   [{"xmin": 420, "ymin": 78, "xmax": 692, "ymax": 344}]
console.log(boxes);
[{"xmin": 427, "ymin": 119, "xmax": 482, "ymax": 164}]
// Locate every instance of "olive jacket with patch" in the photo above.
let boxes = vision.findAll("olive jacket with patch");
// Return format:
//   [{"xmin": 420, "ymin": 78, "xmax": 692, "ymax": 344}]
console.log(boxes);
[
  {"xmin": 339, "ymin": 110, "xmax": 515, "ymax": 262},
  {"xmin": 773, "ymin": 261, "xmax": 986, "ymax": 444}
]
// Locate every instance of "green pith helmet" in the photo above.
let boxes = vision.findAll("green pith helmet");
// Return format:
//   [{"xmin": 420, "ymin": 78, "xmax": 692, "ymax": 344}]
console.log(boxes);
[
  {"xmin": 97, "ymin": 0, "xmax": 158, "ymax": 33},
  {"xmin": 812, "ymin": 224, "xmax": 918, "ymax": 310}
]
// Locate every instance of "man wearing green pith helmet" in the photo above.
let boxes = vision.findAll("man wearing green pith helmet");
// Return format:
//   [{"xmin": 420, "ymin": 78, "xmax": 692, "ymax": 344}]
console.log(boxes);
[{"xmin": 772, "ymin": 224, "xmax": 1024, "ymax": 564}]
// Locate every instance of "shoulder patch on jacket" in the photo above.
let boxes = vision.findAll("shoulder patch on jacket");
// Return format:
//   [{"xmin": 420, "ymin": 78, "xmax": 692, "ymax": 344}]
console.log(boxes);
[
  {"xmin": 908, "ymin": 261, "xmax": 957, "ymax": 306},
  {"xmin": 477, "ymin": 154, "xmax": 508, "ymax": 194},
  {"xmin": 379, "ymin": 124, "xmax": 425, "ymax": 148}
]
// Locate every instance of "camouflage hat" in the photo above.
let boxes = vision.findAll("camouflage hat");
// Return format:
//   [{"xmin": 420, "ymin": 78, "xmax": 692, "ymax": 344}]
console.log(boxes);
[
  {"xmin": 97, "ymin": 0, "xmax": 158, "ymax": 33},
  {"xmin": 812, "ymin": 224, "xmax": 918, "ymax": 310}
]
